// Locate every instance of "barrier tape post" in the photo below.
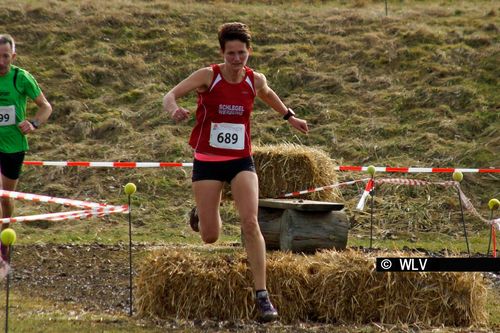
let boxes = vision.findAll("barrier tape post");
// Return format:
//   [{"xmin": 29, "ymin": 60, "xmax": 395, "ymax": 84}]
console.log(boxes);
[
  {"xmin": 457, "ymin": 186, "xmax": 471, "ymax": 257},
  {"xmin": 368, "ymin": 166, "xmax": 376, "ymax": 249},
  {"xmin": 5, "ymin": 246, "xmax": 11, "ymax": 333},
  {"xmin": 3, "ymin": 239, "xmax": 13, "ymax": 333},
  {"xmin": 453, "ymin": 171, "xmax": 471, "ymax": 257},
  {"xmin": 128, "ymin": 194, "xmax": 133, "ymax": 317},
  {"xmin": 487, "ymin": 210, "xmax": 494, "ymax": 257},
  {"xmin": 4, "ymin": 246, "xmax": 10, "ymax": 333},
  {"xmin": 359, "ymin": 166, "xmax": 376, "ymax": 249},
  {"xmin": 487, "ymin": 198, "xmax": 499, "ymax": 258},
  {"xmin": 124, "ymin": 183, "xmax": 137, "ymax": 317},
  {"xmin": 370, "ymin": 189, "xmax": 375, "ymax": 249},
  {"xmin": 494, "ymin": 226, "xmax": 497, "ymax": 258}
]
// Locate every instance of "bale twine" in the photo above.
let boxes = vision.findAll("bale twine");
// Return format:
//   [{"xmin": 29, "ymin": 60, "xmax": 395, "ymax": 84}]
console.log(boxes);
[
  {"xmin": 252, "ymin": 144, "xmax": 342, "ymax": 201},
  {"xmin": 135, "ymin": 247, "xmax": 488, "ymax": 326}
]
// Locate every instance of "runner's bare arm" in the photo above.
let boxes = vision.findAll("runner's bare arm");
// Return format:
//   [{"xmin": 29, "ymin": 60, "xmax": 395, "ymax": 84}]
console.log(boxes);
[
  {"xmin": 254, "ymin": 72, "xmax": 288, "ymax": 116},
  {"xmin": 18, "ymin": 92, "xmax": 52, "ymax": 134},
  {"xmin": 254, "ymin": 72, "xmax": 309, "ymax": 134},
  {"xmin": 33, "ymin": 93, "xmax": 52, "ymax": 123},
  {"xmin": 163, "ymin": 67, "xmax": 213, "ymax": 121}
]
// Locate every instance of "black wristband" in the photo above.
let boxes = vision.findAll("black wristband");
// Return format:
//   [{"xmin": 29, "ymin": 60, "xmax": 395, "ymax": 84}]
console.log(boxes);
[
  {"xmin": 283, "ymin": 108, "xmax": 296, "ymax": 120},
  {"xmin": 29, "ymin": 119, "xmax": 40, "ymax": 129}
]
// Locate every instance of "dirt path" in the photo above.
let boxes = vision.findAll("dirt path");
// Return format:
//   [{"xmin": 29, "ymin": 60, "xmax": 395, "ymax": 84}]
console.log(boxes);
[{"xmin": 10, "ymin": 243, "xmax": 134, "ymax": 314}]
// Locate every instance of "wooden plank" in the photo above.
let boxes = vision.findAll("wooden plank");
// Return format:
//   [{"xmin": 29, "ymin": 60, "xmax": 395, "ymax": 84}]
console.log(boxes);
[{"xmin": 258, "ymin": 198, "xmax": 344, "ymax": 211}]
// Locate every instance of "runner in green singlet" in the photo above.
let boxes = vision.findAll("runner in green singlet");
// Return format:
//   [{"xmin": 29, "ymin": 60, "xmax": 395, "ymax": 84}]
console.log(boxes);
[{"xmin": 0, "ymin": 34, "xmax": 52, "ymax": 258}]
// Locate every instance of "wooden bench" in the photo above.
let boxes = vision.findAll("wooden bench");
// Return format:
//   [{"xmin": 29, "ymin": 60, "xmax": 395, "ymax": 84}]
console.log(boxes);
[{"xmin": 255, "ymin": 198, "xmax": 349, "ymax": 253}]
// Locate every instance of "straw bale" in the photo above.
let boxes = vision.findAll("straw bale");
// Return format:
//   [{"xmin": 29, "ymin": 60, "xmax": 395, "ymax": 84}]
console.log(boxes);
[
  {"xmin": 309, "ymin": 250, "xmax": 488, "ymax": 326},
  {"xmin": 252, "ymin": 144, "xmax": 342, "ymax": 201},
  {"xmin": 264, "ymin": 252, "xmax": 313, "ymax": 322},
  {"xmin": 135, "ymin": 246, "xmax": 488, "ymax": 326},
  {"xmin": 135, "ymin": 248, "xmax": 254, "ymax": 321},
  {"xmin": 307, "ymin": 250, "xmax": 381, "ymax": 323}
]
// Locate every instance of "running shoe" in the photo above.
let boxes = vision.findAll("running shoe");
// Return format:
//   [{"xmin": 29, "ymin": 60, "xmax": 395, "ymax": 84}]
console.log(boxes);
[
  {"xmin": 189, "ymin": 207, "xmax": 199, "ymax": 232},
  {"xmin": 256, "ymin": 290, "xmax": 278, "ymax": 323}
]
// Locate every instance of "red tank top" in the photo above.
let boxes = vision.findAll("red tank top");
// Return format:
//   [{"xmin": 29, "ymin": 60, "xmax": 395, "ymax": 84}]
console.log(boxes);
[{"xmin": 188, "ymin": 64, "xmax": 256, "ymax": 157}]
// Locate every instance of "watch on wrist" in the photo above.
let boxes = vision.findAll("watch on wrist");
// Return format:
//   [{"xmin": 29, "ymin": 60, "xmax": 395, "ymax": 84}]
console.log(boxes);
[
  {"xmin": 283, "ymin": 108, "xmax": 296, "ymax": 120},
  {"xmin": 29, "ymin": 119, "xmax": 40, "ymax": 129}
]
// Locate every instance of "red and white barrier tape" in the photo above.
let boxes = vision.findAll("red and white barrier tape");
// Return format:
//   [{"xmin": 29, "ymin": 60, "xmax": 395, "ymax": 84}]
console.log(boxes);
[
  {"xmin": 0, "ymin": 190, "xmax": 109, "ymax": 209},
  {"xmin": 456, "ymin": 186, "xmax": 500, "ymax": 230},
  {"xmin": 356, "ymin": 179, "xmax": 375, "ymax": 211},
  {"xmin": 336, "ymin": 166, "xmax": 500, "ymax": 173},
  {"xmin": 0, "ymin": 206, "xmax": 128, "ymax": 225},
  {"xmin": 23, "ymin": 161, "xmax": 499, "ymax": 173},
  {"xmin": 0, "ymin": 189, "xmax": 128, "ymax": 224},
  {"xmin": 375, "ymin": 178, "xmax": 456, "ymax": 187},
  {"xmin": 361, "ymin": 178, "xmax": 500, "ymax": 230},
  {"xmin": 24, "ymin": 161, "xmax": 193, "ymax": 168},
  {"xmin": 280, "ymin": 178, "xmax": 369, "ymax": 198}
]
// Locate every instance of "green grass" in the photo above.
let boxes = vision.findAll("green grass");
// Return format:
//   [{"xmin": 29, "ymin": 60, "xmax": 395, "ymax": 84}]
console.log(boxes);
[
  {"xmin": 0, "ymin": 293, "xmax": 165, "ymax": 333},
  {"xmin": 348, "ymin": 229, "xmax": 496, "ymax": 255}
]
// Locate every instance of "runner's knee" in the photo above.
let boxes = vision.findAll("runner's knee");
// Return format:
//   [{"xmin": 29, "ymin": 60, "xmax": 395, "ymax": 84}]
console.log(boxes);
[
  {"xmin": 201, "ymin": 231, "xmax": 219, "ymax": 244},
  {"xmin": 240, "ymin": 216, "xmax": 259, "ymax": 236}
]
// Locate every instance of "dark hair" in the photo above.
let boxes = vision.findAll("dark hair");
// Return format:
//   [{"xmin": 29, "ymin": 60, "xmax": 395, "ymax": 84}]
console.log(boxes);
[
  {"xmin": 218, "ymin": 22, "xmax": 251, "ymax": 51},
  {"xmin": 0, "ymin": 34, "xmax": 15, "ymax": 53}
]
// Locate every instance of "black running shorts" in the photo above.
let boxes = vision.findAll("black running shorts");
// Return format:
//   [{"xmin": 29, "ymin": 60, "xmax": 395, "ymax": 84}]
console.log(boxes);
[
  {"xmin": 192, "ymin": 156, "xmax": 256, "ymax": 183},
  {"xmin": 0, "ymin": 151, "xmax": 25, "ymax": 180}
]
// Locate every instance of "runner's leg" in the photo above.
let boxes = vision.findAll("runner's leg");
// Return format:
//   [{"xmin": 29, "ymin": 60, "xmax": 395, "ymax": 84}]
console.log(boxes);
[
  {"xmin": 0, "ymin": 174, "xmax": 18, "ymax": 219},
  {"xmin": 192, "ymin": 180, "xmax": 223, "ymax": 244},
  {"xmin": 230, "ymin": 171, "xmax": 266, "ymax": 291}
]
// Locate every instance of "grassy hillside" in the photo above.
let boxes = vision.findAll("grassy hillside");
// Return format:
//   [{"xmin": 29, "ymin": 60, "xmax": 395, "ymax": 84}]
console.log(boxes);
[{"xmin": 0, "ymin": 0, "xmax": 498, "ymax": 248}]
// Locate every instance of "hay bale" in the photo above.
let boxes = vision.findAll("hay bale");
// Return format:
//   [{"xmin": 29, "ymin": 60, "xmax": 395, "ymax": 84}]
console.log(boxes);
[
  {"xmin": 309, "ymin": 250, "xmax": 488, "ymax": 326},
  {"xmin": 135, "ymin": 246, "xmax": 488, "ymax": 326},
  {"xmin": 134, "ymin": 248, "xmax": 313, "ymax": 322},
  {"xmin": 134, "ymin": 248, "xmax": 253, "ymax": 321},
  {"xmin": 264, "ymin": 252, "xmax": 313, "ymax": 322},
  {"xmin": 253, "ymin": 144, "xmax": 342, "ymax": 201},
  {"xmin": 308, "ymin": 250, "xmax": 381, "ymax": 323}
]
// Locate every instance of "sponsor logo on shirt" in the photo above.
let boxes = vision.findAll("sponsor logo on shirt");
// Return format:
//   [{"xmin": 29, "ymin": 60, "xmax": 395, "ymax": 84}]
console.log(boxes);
[{"xmin": 218, "ymin": 104, "xmax": 244, "ymax": 116}]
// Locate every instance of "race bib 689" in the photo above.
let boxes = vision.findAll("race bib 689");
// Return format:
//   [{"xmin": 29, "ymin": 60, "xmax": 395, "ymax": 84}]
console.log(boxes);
[{"xmin": 209, "ymin": 122, "xmax": 245, "ymax": 150}]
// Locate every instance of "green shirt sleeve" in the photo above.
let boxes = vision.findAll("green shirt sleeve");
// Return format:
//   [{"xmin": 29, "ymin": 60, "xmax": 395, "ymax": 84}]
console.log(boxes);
[{"xmin": 19, "ymin": 70, "xmax": 42, "ymax": 101}]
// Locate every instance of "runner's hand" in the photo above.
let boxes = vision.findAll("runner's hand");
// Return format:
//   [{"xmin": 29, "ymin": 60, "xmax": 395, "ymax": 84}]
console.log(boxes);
[
  {"xmin": 171, "ymin": 107, "xmax": 190, "ymax": 122},
  {"xmin": 288, "ymin": 117, "xmax": 308, "ymax": 134},
  {"xmin": 18, "ymin": 120, "xmax": 36, "ymax": 134}
]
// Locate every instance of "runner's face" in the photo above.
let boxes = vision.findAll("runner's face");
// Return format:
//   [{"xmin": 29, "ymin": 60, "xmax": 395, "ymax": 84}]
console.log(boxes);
[
  {"xmin": 221, "ymin": 40, "xmax": 250, "ymax": 72},
  {"xmin": 0, "ymin": 43, "xmax": 15, "ymax": 76}
]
